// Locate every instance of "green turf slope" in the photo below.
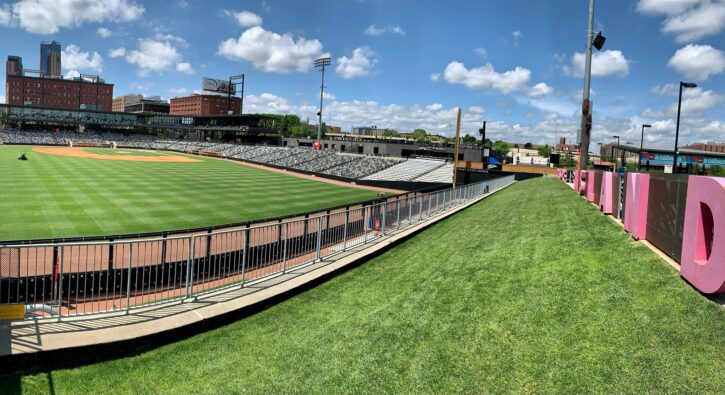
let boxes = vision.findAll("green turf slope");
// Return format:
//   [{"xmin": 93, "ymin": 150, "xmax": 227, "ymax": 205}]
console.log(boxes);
[
  {"xmin": 0, "ymin": 146, "xmax": 380, "ymax": 241},
  {"xmin": 2, "ymin": 177, "xmax": 723, "ymax": 394}
]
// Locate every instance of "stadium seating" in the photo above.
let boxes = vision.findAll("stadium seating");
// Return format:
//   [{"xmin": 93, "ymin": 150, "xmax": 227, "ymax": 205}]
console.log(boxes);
[
  {"xmin": 363, "ymin": 159, "xmax": 446, "ymax": 181},
  {"xmin": 412, "ymin": 164, "xmax": 454, "ymax": 183}
]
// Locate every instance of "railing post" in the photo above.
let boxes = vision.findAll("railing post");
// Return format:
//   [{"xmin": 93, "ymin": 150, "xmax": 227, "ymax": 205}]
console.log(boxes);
[
  {"xmin": 396, "ymin": 199, "xmax": 401, "ymax": 230},
  {"xmin": 381, "ymin": 202, "xmax": 387, "ymax": 236},
  {"xmin": 363, "ymin": 207, "xmax": 368, "ymax": 243},
  {"xmin": 436, "ymin": 191, "xmax": 440, "ymax": 213},
  {"xmin": 126, "ymin": 244, "xmax": 133, "ymax": 314},
  {"xmin": 316, "ymin": 216, "xmax": 323, "ymax": 260},
  {"xmin": 282, "ymin": 222, "xmax": 289, "ymax": 273},
  {"xmin": 427, "ymin": 193, "xmax": 432, "ymax": 217},
  {"xmin": 240, "ymin": 224, "xmax": 249, "ymax": 288},
  {"xmin": 408, "ymin": 197, "xmax": 413, "ymax": 224},
  {"xmin": 419, "ymin": 196, "xmax": 424, "ymax": 221},
  {"xmin": 56, "ymin": 245, "xmax": 64, "ymax": 322},
  {"xmin": 185, "ymin": 236, "xmax": 195, "ymax": 299},
  {"xmin": 343, "ymin": 207, "xmax": 349, "ymax": 250}
]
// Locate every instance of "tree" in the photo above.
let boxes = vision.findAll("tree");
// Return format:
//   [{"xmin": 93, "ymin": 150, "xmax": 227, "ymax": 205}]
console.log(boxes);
[
  {"xmin": 493, "ymin": 141, "xmax": 511, "ymax": 155},
  {"xmin": 524, "ymin": 142, "xmax": 533, "ymax": 149},
  {"xmin": 383, "ymin": 130, "xmax": 400, "ymax": 137},
  {"xmin": 708, "ymin": 165, "xmax": 725, "ymax": 176},
  {"xmin": 537, "ymin": 144, "xmax": 552, "ymax": 158},
  {"xmin": 412, "ymin": 129, "xmax": 427, "ymax": 142},
  {"xmin": 461, "ymin": 135, "xmax": 477, "ymax": 145}
]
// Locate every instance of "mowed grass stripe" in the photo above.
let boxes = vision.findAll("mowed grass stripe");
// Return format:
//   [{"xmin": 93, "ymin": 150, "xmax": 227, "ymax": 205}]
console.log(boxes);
[
  {"xmin": 0, "ymin": 146, "xmax": 380, "ymax": 241},
  {"xmin": 2, "ymin": 178, "xmax": 722, "ymax": 394}
]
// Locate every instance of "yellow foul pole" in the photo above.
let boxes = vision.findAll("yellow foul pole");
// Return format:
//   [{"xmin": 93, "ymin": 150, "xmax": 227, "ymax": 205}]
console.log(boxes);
[{"xmin": 452, "ymin": 107, "xmax": 461, "ymax": 188}]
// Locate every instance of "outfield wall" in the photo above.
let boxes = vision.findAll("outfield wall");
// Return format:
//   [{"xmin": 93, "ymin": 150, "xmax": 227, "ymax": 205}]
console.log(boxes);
[
  {"xmin": 557, "ymin": 169, "xmax": 725, "ymax": 294},
  {"xmin": 0, "ymin": 176, "xmax": 515, "ymax": 320}
]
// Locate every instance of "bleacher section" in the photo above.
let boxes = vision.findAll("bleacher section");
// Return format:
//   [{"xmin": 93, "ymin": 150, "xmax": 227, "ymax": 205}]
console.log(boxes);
[
  {"xmin": 412, "ymin": 164, "xmax": 454, "ymax": 183},
  {"xmin": 363, "ymin": 159, "xmax": 446, "ymax": 181}
]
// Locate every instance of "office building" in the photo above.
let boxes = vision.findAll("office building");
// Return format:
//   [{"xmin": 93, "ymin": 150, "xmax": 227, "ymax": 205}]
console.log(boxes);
[
  {"xmin": 6, "ymin": 56, "xmax": 23, "ymax": 76},
  {"xmin": 40, "ymin": 40, "xmax": 62, "ymax": 77},
  {"xmin": 169, "ymin": 93, "xmax": 241, "ymax": 116}
]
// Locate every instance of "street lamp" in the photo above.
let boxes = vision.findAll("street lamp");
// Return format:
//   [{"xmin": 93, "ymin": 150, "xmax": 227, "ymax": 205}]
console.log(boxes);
[
  {"xmin": 611, "ymin": 135, "xmax": 619, "ymax": 170},
  {"xmin": 314, "ymin": 57, "xmax": 331, "ymax": 150},
  {"xmin": 638, "ymin": 124, "xmax": 651, "ymax": 171},
  {"xmin": 673, "ymin": 81, "xmax": 697, "ymax": 173}
]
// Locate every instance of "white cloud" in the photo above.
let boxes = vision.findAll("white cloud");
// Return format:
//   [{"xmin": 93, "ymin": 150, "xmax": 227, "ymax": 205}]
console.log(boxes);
[
  {"xmin": 108, "ymin": 47, "xmax": 126, "ymax": 58},
  {"xmin": 0, "ymin": 4, "xmax": 13, "ymax": 26},
  {"xmin": 153, "ymin": 31, "xmax": 188, "ymax": 47},
  {"xmin": 61, "ymin": 44, "xmax": 102, "ymax": 72},
  {"xmin": 64, "ymin": 69, "xmax": 79, "ymax": 79},
  {"xmin": 168, "ymin": 87, "xmax": 187, "ymax": 95},
  {"xmin": 223, "ymin": 10, "xmax": 262, "ymax": 27},
  {"xmin": 97, "ymin": 27, "xmax": 112, "ymax": 38},
  {"xmin": 430, "ymin": 73, "xmax": 440, "ymax": 81},
  {"xmin": 474, "ymin": 47, "xmax": 488, "ymax": 57},
  {"xmin": 9, "ymin": 0, "xmax": 143, "ymax": 34},
  {"xmin": 637, "ymin": 0, "xmax": 725, "ymax": 43},
  {"xmin": 468, "ymin": 105, "xmax": 485, "ymax": 114},
  {"xmin": 512, "ymin": 30, "xmax": 522, "ymax": 46},
  {"xmin": 322, "ymin": 92, "xmax": 336, "ymax": 100},
  {"xmin": 364, "ymin": 24, "xmax": 405, "ymax": 36},
  {"xmin": 442, "ymin": 61, "xmax": 531, "ymax": 94},
  {"xmin": 116, "ymin": 39, "xmax": 182, "ymax": 76},
  {"xmin": 217, "ymin": 26, "xmax": 326, "ymax": 73},
  {"xmin": 650, "ymin": 83, "xmax": 679, "ymax": 95},
  {"xmin": 176, "ymin": 62, "xmax": 194, "ymax": 74},
  {"xmin": 336, "ymin": 46, "xmax": 377, "ymax": 78},
  {"xmin": 130, "ymin": 82, "xmax": 152, "ymax": 91},
  {"xmin": 527, "ymin": 82, "xmax": 553, "ymax": 98},
  {"xmin": 570, "ymin": 50, "xmax": 630, "ymax": 77},
  {"xmin": 642, "ymin": 87, "xmax": 722, "ymax": 117},
  {"xmin": 668, "ymin": 44, "xmax": 725, "ymax": 80}
]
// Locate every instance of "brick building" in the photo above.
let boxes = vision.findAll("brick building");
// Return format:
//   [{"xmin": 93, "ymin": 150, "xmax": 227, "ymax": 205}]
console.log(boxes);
[
  {"xmin": 555, "ymin": 137, "xmax": 578, "ymax": 153},
  {"xmin": 169, "ymin": 94, "xmax": 241, "ymax": 116},
  {"xmin": 5, "ymin": 74, "xmax": 114, "ymax": 111},
  {"xmin": 112, "ymin": 94, "xmax": 143, "ymax": 112},
  {"xmin": 6, "ymin": 56, "xmax": 23, "ymax": 77},
  {"xmin": 682, "ymin": 142, "xmax": 725, "ymax": 154}
]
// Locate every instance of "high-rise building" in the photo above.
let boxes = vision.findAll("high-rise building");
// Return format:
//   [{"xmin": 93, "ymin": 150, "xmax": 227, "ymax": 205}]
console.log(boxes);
[
  {"xmin": 40, "ymin": 40, "xmax": 61, "ymax": 77},
  {"xmin": 6, "ymin": 56, "xmax": 23, "ymax": 76}
]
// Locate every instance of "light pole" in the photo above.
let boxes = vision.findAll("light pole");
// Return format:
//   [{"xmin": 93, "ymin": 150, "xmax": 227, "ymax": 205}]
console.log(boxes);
[
  {"xmin": 673, "ymin": 81, "xmax": 697, "ymax": 173},
  {"xmin": 638, "ymin": 124, "xmax": 651, "ymax": 171},
  {"xmin": 577, "ymin": 0, "xmax": 605, "ymax": 172},
  {"xmin": 611, "ymin": 135, "xmax": 619, "ymax": 170},
  {"xmin": 228, "ymin": 74, "xmax": 245, "ymax": 115},
  {"xmin": 314, "ymin": 57, "xmax": 331, "ymax": 149}
]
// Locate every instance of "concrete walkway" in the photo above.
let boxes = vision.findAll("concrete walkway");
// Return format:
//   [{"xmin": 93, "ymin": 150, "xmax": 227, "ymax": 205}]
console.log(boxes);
[{"xmin": 0, "ymin": 184, "xmax": 512, "ymax": 369}]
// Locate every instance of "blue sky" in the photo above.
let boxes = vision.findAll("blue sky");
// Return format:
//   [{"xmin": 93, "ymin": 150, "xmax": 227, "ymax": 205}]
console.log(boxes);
[{"xmin": 0, "ymin": 0, "xmax": 723, "ymax": 148}]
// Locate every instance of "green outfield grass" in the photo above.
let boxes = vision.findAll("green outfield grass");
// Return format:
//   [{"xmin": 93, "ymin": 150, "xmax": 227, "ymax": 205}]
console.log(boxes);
[
  {"xmin": 0, "ymin": 145, "xmax": 381, "ymax": 241},
  {"xmin": 1, "ymin": 178, "xmax": 723, "ymax": 394}
]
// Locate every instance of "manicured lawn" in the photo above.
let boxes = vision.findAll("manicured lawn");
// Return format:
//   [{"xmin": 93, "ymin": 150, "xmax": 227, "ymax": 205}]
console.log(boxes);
[
  {"xmin": 2, "ymin": 177, "xmax": 723, "ymax": 394},
  {"xmin": 0, "ymin": 145, "xmax": 380, "ymax": 241}
]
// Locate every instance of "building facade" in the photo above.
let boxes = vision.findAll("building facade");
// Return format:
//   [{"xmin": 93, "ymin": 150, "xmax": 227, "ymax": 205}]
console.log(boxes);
[
  {"xmin": 112, "ymin": 94, "xmax": 143, "ymax": 112},
  {"xmin": 6, "ymin": 56, "xmax": 23, "ymax": 77},
  {"xmin": 682, "ymin": 142, "xmax": 725, "ymax": 154},
  {"xmin": 40, "ymin": 41, "xmax": 61, "ymax": 77},
  {"xmin": 5, "ymin": 74, "xmax": 114, "ymax": 111},
  {"xmin": 169, "ymin": 94, "xmax": 241, "ymax": 116},
  {"xmin": 555, "ymin": 137, "xmax": 578, "ymax": 153}
]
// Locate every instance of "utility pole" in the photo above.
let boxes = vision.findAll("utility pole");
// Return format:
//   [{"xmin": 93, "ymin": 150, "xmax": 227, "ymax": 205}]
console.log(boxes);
[
  {"xmin": 578, "ymin": 0, "xmax": 595, "ymax": 171},
  {"xmin": 314, "ymin": 57, "xmax": 331, "ymax": 149}
]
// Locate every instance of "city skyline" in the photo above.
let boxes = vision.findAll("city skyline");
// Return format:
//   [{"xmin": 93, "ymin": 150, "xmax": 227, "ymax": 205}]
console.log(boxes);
[{"xmin": 0, "ymin": 0, "xmax": 723, "ymax": 148}]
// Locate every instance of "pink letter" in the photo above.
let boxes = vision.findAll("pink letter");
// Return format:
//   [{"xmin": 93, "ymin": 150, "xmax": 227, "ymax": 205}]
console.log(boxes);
[
  {"xmin": 599, "ymin": 172, "xmax": 613, "ymax": 214},
  {"xmin": 680, "ymin": 176, "xmax": 725, "ymax": 294},
  {"xmin": 587, "ymin": 171, "xmax": 597, "ymax": 202},
  {"xmin": 623, "ymin": 173, "xmax": 650, "ymax": 240},
  {"xmin": 578, "ymin": 171, "xmax": 587, "ymax": 195}
]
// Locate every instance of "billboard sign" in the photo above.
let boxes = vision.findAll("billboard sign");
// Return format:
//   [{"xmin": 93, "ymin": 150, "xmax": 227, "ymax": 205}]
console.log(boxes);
[
  {"xmin": 640, "ymin": 152, "xmax": 725, "ymax": 167},
  {"xmin": 202, "ymin": 77, "xmax": 235, "ymax": 94}
]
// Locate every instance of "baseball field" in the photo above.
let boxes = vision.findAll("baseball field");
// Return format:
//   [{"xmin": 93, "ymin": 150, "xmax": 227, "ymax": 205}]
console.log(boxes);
[{"xmin": 0, "ymin": 145, "xmax": 383, "ymax": 242}]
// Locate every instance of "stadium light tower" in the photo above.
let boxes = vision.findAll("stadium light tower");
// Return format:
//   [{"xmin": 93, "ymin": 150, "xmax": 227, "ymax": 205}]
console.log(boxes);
[
  {"xmin": 314, "ymin": 57, "xmax": 331, "ymax": 150},
  {"xmin": 673, "ymin": 81, "xmax": 697, "ymax": 173}
]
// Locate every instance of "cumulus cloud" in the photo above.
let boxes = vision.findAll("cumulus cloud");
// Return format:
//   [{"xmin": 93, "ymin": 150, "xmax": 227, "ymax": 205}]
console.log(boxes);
[
  {"xmin": 336, "ymin": 47, "xmax": 377, "ymax": 78},
  {"xmin": 442, "ymin": 61, "xmax": 531, "ymax": 94},
  {"xmin": 61, "ymin": 44, "xmax": 102, "ymax": 72},
  {"xmin": 642, "ymin": 87, "xmax": 722, "ymax": 117},
  {"xmin": 637, "ymin": 0, "xmax": 725, "ymax": 43},
  {"xmin": 113, "ymin": 39, "xmax": 182, "ymax": 76},
  {"xmin": 363, "ymin": 24, "xmax": 405, "ymax": 36},
  {"xmin": 96, "ymin": 27, "xmax": 112, "ymax": 38},
  {"xmin": 7, "ymin": 0, "xmax": 143, "ymax": 34},
  {"xmin": 568, "ymin": 50, "xmax": 630, "ymax": 77},
  {"xmin": 430, "ymin": 73, "xmax": 441, "ymax": 81},
  {"xmin": 217, "ymin": 26, "xmax": 327, "ymax": 73},
  {"xmin": 0, "ymin": 4, "xmax": 11, "ymax": 26},
  {"xmin": 473, "ymin": 47, "xmax": 488, "ymax": 57},
  {"xmin": 668, "ymin": 44, "xmax": 725, "ymax": 80},
  {"xmin": 223, "ymin": 10, "xmax": 262, "ymax": 27},
  {"xmin": 527, "ymin": 82, "xmax": 554, "ymax": 98},
  {"xmin": 176, "ymin": 62, "xmax": 194, "ymax": 75}
]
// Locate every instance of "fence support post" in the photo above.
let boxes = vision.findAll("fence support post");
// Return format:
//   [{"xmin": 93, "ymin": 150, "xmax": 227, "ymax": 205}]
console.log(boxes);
[
  {"xmin": 126, "ymin": 245, "xmax": 133, "ymax": 315},
  {"xmin": 381, "ymin": 202, "xmax": 387, "ymax": 236},
  {"xmin": 396, "ymin": 200, "xmax": 401, "ymax": 230},
  {"xmin": 316, "ymin": 216, "xmax": 323, "ymax": 260},
  {"xmin": 363, "ymin": 207, "xmax": 368, "ymax": 244},
  {"xmin": 408, "ymin": 197, "xmax": 413, "ymax": 224},
  {"xmin": 282, "ymin": 222, "xmax": 288, "ymax": 273},
  {"xmin": 240, "ymin": 224, "xmax": 249, "ymax": 288},
  {"xmin": 343, "ymin": 207, "xmax": 349, "ymax": 250},
  {"xmin": 56, "ymin": 246, "xmax": 64, "ymax": 322},
  {"xmin": 185, "ymin": 236, "xmax": 195, "ymax": 300},
  {"xmin": 419, "ymin": 196, "xmax": 424, "ymax": 221}
]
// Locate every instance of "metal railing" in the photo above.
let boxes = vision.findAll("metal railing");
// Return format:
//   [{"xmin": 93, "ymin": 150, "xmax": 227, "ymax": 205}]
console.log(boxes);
[{"xmin": 0, "ymin": 175, "xmax": 514, "ymax": 321}]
